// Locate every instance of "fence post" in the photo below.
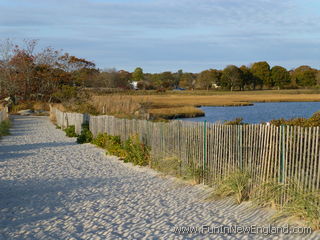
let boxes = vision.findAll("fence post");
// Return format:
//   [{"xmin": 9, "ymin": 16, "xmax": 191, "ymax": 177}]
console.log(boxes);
[
  {"xmin": 203, "ymin": 120, "xmax": 207, "ymax": 184},
  {"xmin": 280, "ymin": 125, "xmax": 285, "ymax": 183},
  {"xmin": 239, "ymin": 125, "xmax": 243, "ymax": 170}
]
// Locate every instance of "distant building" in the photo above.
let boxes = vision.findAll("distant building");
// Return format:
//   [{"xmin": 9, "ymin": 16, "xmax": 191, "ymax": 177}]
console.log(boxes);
[
  {"xmin": 130, "ymin": 81, "xmax": 139, "ymax": 90},
  {"xmin": 212, "ymin": 83, "xmax": 220, "ymax": 89}
]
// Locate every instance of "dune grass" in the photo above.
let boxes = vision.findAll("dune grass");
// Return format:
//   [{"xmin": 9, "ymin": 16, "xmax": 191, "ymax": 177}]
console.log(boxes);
[
  {"xmin": 253, "ymin": 179, "xmax": 320, "ymax": 230},
  {"xmin": 209, "ymin": 168, "xmax": 252, "ymax": 204}
]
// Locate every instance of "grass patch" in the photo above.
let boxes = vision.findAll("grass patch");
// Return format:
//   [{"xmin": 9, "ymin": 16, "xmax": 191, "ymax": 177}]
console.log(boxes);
[
  {"xmin": 152, "ymin": 156, "xmax": 182, "ymax": 177},
  {"xmin": 0, "ymin": 120, "xmax": 11, "ymax": 137},
  {"xmin": 253, "ymin": 180, "xmax": 320, "ymax": 230},
  {"xmin": 210, "ymin": 169, "xmax": 252, "ymax": 204}
]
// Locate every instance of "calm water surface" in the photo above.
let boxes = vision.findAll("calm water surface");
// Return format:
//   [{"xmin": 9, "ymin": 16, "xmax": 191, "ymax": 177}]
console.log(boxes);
[{"xmin": 180, "ymin": 102, "xmax": 320, "ymax": 124}]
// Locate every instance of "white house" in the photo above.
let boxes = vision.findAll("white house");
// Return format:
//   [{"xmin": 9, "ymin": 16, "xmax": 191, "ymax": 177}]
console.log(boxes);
[{"xmin": 130, "ymin": 81, "xmax": 139, "ymax": 90}]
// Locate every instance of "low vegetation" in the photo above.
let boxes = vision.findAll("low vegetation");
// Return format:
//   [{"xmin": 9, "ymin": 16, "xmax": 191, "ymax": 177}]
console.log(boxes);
[
  {"xmin": 76, "ymin": 124, "xmax": 93, "ymax": 144},
  {"xmin": 123, "ymin": 135, "xmax": 150, "ymax": 166},
  {"xmin": 10, "ymin": 101, "xmax": 49, "ymax": 114},
  {"xmin": 63, "ymin": 125, "xmax": 77, "ymax": 137},
  {"xmin": 210, "ymin": 169, "xmax": 252, "ymax": 204},
  {"xmin": 91, "ymin": 133, "xmax": 150, "ymax": 166},
  {"xmin": 208, "ymin": 171, "xmax": 320, "ymax": 230},
  {"xmin": 224, "ymin": 117, "xmax": 245, "ymax": 125},
  {"xmin": 270, "ymin": 111, "xmax": 320, "ymax": 127},
  {"xmin": 152, "ymin": 156, "xmax": 182, "ymax": 177},
  {"xmin": 0, "ymin": 120, "xmax": 11, "ymax": 137},
  {"xmin": 91, "ymin": 133, "xmax": 127, "ymax": 158},
  {"xmin": 253, "ymin": 180, "xmax": 320, "ymax": 230}
]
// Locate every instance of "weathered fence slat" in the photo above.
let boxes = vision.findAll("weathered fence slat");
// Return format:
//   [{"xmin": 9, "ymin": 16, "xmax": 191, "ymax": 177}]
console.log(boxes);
[{"xmin": 51, "ymin": 107, "xmax": 320, "ymax": 206}]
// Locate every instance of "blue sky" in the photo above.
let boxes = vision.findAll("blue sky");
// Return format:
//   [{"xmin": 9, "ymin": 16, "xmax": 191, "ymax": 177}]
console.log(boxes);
[{"xmin": 0, "ymin": 0, "xmax": 319, "ymax": 73}]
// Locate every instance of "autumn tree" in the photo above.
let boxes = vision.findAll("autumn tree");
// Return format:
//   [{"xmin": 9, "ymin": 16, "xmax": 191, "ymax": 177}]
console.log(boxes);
[
  {"xmin": 9, "ymin": 50, "xmax": 35, "ymax": 99},
  {"xmin": 57, "ymin": 53, "xmax": 95, "ymax": 86},
  {"xmin": 179, "ymin": 72, "xmax": 196, "ymax": 89},
  {"xmin": 271, "ymin": 66, "xmax": 291, "ymax": 89},
  {"xmin": 173, "ymin": 69, "xmax": 183, "ymax": 88},
  {"xmin": 159, "ymin": 71, "xmax": 175, "ymax": 89},
  {"xmin": 291, "ymin": 65, "xmax": 317, "ymax": 87},
  {"xmin": 132, "ymin": 67, "xmax": 144, "ymax": 82},
  {"xmin": 250, "ymin": 61, "xmax": 271, "ymax": 88},
  {"xmin": 118, "ymin": 70, "xmax": 131, "ymax": 88},
  {"xmin": 239, "ymin": 65, "xmax": 254, "ymax": 90},
  {"xmin": 195, "ymin": 69, "xmax": 221, "ymax": 90},
  {"xmin": 0, "ymin": 40, "xmax": 15, "ymax": 98},
  {"xmin": 0, "ymin": 39, "xmax": 97, "ymax": 101},
  {"xmin": 220, "ymin": 65, "xmax": 243, "ymax": 91}
]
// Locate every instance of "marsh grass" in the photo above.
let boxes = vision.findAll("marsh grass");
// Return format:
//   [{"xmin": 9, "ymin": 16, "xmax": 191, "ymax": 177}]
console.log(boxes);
[
  {"xmin": 148, "ymin": 106, "xmax": 204, "ymax": 119},
  {"xmin": 90, "ymin": 90, "xmax": 320, "ymax": 120}
]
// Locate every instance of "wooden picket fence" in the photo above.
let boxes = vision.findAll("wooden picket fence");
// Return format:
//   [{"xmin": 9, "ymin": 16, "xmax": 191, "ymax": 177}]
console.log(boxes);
[
  {"xmin": 51, "ymin": 107, "xmax": 320, "ymax": 200},
  {"xmin": 0, "ymin": 107, "xmax": 8, "ymax": 123}
]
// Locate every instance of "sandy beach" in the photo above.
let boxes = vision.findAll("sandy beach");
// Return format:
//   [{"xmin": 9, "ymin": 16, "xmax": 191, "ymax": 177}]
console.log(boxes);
[{"xmin": 0, "ymin": 116, "xmax": 318, "ymax": 239}]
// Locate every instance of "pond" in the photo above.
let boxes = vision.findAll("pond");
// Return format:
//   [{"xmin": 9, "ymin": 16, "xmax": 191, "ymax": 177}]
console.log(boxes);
[{"xmin": 179, "ymin": 102, "xmax": 320, "ymax": 124}]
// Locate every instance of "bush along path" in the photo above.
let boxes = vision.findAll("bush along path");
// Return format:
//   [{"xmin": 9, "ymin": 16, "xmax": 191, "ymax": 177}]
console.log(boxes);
[{"xmin": 0, "ymin": 116, "xmax": 319, "ymax": 239}]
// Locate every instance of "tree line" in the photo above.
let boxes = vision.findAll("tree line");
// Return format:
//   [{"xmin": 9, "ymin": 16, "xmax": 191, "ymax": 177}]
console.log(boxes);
[
  {"xmin": 1, "ymin": 39, "xmax": 320, "ymax": 102},
  {"xmin": 132, "ymin": 63, "xmax": 320, "ymax": 91}
]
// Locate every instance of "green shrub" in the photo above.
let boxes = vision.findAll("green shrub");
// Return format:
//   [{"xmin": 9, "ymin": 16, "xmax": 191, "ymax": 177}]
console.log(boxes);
[
  {"xmin": 91, "ymin": 133, "xmax": 127, "ymax": 158},
  {"xmin": 77, "ymin": 123, "xmax": 93, "ymax": 144},
  {"xmin": 91, "ymin": 133, "xmax": 109, "ymax": 147},
  {"xmin": 123, "ymin": 135, "xmax": 150, "ymax": 166},
  {"xmin": 64, "ymin": 125, "xmax": 77, "ymax": 137},
  {"xmin": 224, "ymin": 117, "xmax": 244, "ymax": 125},
  {"xmin": 90, "ymin": 132, "xmax": 151, "ymax": 166},
  {"xmin": 0, "ymin": 120, "xmax": 11, "ymax": 137},
  {"xmin": 211, "ymin": 169, "xmax": 252, "ymax": 204}
]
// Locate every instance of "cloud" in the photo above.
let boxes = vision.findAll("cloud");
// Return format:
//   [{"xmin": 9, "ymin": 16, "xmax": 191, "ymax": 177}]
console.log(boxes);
[{"xmin": 0, "ymin": 0, "xmax": 319, "ymax": 72}]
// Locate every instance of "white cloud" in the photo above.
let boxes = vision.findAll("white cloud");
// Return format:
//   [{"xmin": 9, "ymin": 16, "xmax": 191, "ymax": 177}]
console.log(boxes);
[{"xmin": 0, "ymin": 0, "xmax": 319, "ymax": 72}]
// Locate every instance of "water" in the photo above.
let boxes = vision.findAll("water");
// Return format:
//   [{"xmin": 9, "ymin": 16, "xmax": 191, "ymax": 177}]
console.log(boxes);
[{"xmin": 180, "ymin": 102, "xmax": 320, "ymax": 124}]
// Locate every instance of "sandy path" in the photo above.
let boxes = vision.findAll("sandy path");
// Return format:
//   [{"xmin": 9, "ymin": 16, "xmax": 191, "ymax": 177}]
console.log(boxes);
[{"xmin": 0, "ymin": 116, "xmax": 318, "ymax": 240}]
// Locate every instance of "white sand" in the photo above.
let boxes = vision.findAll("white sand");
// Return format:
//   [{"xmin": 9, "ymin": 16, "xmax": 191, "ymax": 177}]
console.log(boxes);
[{"xmin": 0, "ymin": 116, "xmax": 319, "ymax": 240}]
